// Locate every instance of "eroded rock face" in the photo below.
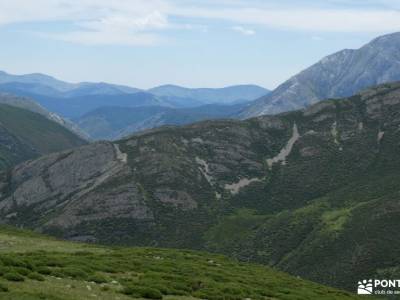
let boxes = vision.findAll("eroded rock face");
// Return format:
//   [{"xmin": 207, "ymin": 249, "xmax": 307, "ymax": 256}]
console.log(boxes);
[
  {"xmin": 0, "ymin": 142, "xmax": 149, "ymax": 228},
  {"xmin": 4, "ymin": 142, "xmax": 124, "ymax": 207}
]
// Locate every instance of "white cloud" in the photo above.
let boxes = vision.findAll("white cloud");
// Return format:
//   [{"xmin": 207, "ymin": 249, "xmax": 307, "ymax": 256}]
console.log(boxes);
[
  {"xmin": 232, "ymin": 26, "xmax": 255, "ymax": 36},
  {"xmin": 175, "ymin": 7, "xmax": 400, "ymax": 33},
  {"xmin": 0, "ymin": 0, "xmax": 171, "ymax": 46},
  {"xmin": 62, "ymin": 11, "xmax": 169, "ymax": 46},
  {"xmin": 1, "ymin": 0, "xmax": 400, "ymax": 46}
]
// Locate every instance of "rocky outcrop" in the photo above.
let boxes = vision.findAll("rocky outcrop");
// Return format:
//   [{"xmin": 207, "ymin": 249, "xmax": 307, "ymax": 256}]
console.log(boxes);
[{"xmin": 0, "ymin": 142, "xmax": 154, "ymax": 233}]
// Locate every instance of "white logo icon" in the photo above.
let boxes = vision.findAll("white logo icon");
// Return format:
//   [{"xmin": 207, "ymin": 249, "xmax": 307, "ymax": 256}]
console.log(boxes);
[{"xmin": 358, "ymin": 279, "xmax": 373, "ymax": 295}]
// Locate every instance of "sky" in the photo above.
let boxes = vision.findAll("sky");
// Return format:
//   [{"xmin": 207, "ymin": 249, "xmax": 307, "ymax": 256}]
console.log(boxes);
[{"xmin": 1, "ymin": 0, "xmax": 400, "ymax": 89}]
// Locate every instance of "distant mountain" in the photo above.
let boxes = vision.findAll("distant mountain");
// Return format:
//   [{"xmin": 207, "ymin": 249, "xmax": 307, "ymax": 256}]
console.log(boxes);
[
  {"xmin": 148, "ymin": 84, "xmax": 269, "ymax": 105},
  {"xmin": 0, "ymin": 100, "xmax": 86, "ymax": 170},
  {"xmin": 76, "ymin": 102, "xmax": 250, "ymax": 140},
  {"xmin": 3, "ymin": 82, "xmax": 400, "ymax": 291},
  {"xmin": 0, "ymin": 71, "xmax": 140, "ymax": 96},
  {"xmin": 63, "ymin": 82, "xmax": 141, "ymax": 97},
  {"xmin": 0, "ymin": 83, "xmax": 164, "ymax": 118},
  {"xmin": 241, "ymin": 31, "xmax": 400, "ymax": 118},
  {"xmin": 0, "ymin": 71, "xmax": 267, "ymax": 119},
  {"xmin": 0, "ymin": 93, "xmax": 89, "ymax": 139},
  {"xmin": 35, "ymin": 92, "xmax": 169, "ymax": 119},
  {"xmin": 0, "ymin": 71, "xmax": 75, "ymax": 92}
]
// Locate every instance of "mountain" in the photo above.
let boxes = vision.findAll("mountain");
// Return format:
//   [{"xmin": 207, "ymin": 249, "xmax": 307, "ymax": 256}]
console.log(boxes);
[
  {"xmin": 0, "ymin": 101, "xmax": 87, "ymax": 170},
  {"xmin": 0, "ymin": 71, "xmax": 140, "ymax": 96},
  {"xmin": 0, "ymin": 71, "xmax": 75, "ymax": 92},
  {"xmin": 148, "ymin": 84, "xmax": 270, "ymax": 105},
  {"xmin": 0, "ymin": 93, "xmax": 89, "ymax": 139},
  {"xmin": 76, "ymin": 102, "xmax": 250, "ymax": 140},
  {"xmin": 0, "ymin": 71, "xmax": 269, "ymax": 119},
  {"xmin": 0, "ymin": 226, "xmax": 358, "ymax": 300},
  {"xmin": 1, "ymin": 82, "xmax": 400, "ymax": 291},
  {"xmin": 33, "ymin": 92, "xmax": 168, "ymax": 119},
  {"xmin": 241, "ymin": 31, "xmax": 400, "ymax": 118},
  {"xmin": 63, "ymin": 82, "xmax": 141, "ymax": 97},
  {"xmin": 0, "ymin": 81, "xmax": 159, "ymax": 119}
]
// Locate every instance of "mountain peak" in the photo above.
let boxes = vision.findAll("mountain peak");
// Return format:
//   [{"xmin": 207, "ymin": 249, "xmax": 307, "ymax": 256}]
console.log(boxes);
[
  {"xmin": 241, "ymin": 32, "xmax": 400, "ymax": 118},
  {"xmin": 369, "ymin": 31, "xmax": 400, "ymax": 44}
]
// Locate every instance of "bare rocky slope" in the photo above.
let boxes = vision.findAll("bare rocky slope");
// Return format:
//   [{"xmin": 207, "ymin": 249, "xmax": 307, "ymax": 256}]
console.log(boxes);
[
  {"xmin": 2, "ymin": 82, "xmax": 400, "ymax": 290},
  {"xmin": 241, "ymin": 32, "xmax": 400, "ymax": 118}
]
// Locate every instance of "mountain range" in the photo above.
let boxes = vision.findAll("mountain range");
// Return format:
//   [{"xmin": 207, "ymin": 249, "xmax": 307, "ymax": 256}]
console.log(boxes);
[
  {"xmin": 3, "ymin": 32, "xmax": 400, "ymax": 142},
  {"xmin": 149, "ymin": 84, "xmax": 269, "ymax": 105},
  {"xmin": 76, "ymin": 102, "xmax": 250, "ymax": 140},
  {"xmin": 2, "ymin": 81, "xmax": 400, "ymax": 292},
  {"xmin": 0, "ymin": 71, "xmax": 269, "ymax": 118},
  {"xmin": 241, "ymin": 31, "xmax": 400, "ymax": 118}
]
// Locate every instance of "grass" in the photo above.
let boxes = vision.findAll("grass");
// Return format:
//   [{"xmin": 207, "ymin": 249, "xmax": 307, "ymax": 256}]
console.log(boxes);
[{"xmin": 0, "ymin": 226, "xmax": 363, "ymax": 300}]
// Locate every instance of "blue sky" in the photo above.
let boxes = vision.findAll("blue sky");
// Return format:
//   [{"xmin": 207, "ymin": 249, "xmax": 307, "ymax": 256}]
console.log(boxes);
[{"xmin": 1, "ymin": 0, "xmax": 400, "ymax": 89}]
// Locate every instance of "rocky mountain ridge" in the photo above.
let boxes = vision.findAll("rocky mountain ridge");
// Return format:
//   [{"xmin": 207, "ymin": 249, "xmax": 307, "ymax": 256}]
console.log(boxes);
[
  {"xmin": 241, "ymin": 32, "xmax": 400, "ymax": 118},
  {"xmin": 1, "ymin": 82, "xmax": 400, "ymax": 290}
]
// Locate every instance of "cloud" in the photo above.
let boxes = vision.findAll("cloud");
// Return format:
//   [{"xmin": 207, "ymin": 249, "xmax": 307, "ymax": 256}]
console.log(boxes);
[
  {"xmin": 232, "ymin": 26, "xmax": 255, "ymax": 36},
  {"xmin": 175, "ymin": 7, "xmax": 400, "ymax": 33},
  {"xmin": 1, "ymin": 0, "xmax": 400, "ymax": 47},
  {"xmin": 0, "ymin": 0, "xmax": 171, "ymax": 46},
  {"xmin": 59, "ymin": 11, "xmax": 169, "ymax": 46}
]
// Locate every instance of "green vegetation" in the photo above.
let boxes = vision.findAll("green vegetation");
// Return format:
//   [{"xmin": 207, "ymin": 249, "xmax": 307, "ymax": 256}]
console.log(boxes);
[
  {"xmin": 0, "ymin": 103, "xmax": 86, "ymax": 170},
  {"xmin": 0, "ymin": 226, "xmax": 361, "ymax": 299}
]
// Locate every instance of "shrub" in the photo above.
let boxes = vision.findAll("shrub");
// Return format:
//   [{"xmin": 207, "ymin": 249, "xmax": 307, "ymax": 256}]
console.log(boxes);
[
  {"xmin": 14, "ymin": 267, "xmax": 31, "ymax": 276},
  {"xmin": 101, "ymin": 285, "xmax": 111, "ymax": 291},
  {"xmin": 0, "ymin": 257, "xmax": 26, "ymax": 268},
  {"xmin": 0, "ymin": 282, "xmax": 8, "ymax": 292},
  {"xmin": 28, "ymin": 273, "xmax": 45, "ymax": 281},
  {"xmin": 74, "ymin": 251, "xmax": 94, "ymax": 256},
  {"xmin": 4, "ymin": 272, "xmax": 25, "ymax": 282},
  {"xmin": 37, "ymin": 266, "xmax": 52, "ymax": 275},
  {"xmin": 0, "ymin": 267, "xmax": 11, "ymax": 276},
  {"xmin": 62, "ymin": 267, "xmax": 88, "ymax": 279},
  {"xmin": 101, "ymin": 265, "xmax": 120, "ymax": 273},
  {"xmin": 45, "ymin": 258, "xmax": 65, "ymax": 267},
  {"xmin": 50, "ymin": 270, "xmax": 65, "ymax": 278},
  {"xmin": 122, "ymin": 285, "xmax": 163, "ymax": 299},
  {"xmin": 88, "ymin": 273, "xmax": 108, "ymax": 284}
]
